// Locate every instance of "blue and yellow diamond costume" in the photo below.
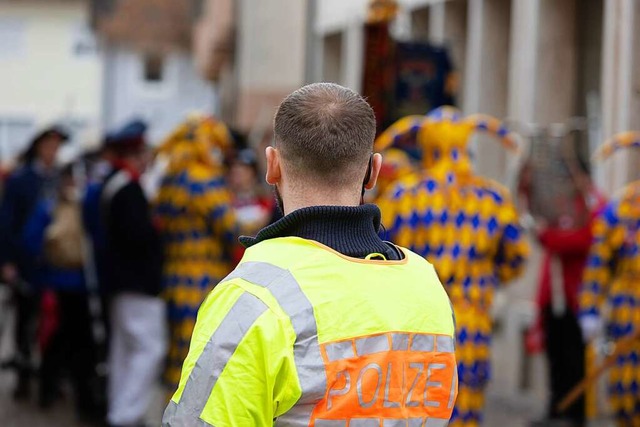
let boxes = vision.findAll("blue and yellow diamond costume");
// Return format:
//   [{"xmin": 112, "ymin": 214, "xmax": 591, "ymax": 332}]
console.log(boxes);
[
  {"xmin": 579, "ymin": 131, "xmax": 640, "ymax": 427},
  {"xmin": 154, "ymin": 115, "xmax": 238, "ymax": 390},
  {"xmin": 376, "ymin": 107, "xmax": 529, "ymax": 427},
  {"xmin": 371, "ymin": 147, "xmax": 419, "ymax": 204}
]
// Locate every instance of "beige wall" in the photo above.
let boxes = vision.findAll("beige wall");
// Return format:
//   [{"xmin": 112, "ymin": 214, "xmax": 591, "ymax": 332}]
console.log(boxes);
[
  {"xmin": 0, "ymin": 0, "xmax": 102, "ymax": 124},
  {"xmin": 533, "ymin": 0, "xmax": 577, "ymax": 125},
  {"xmin": 234, "ymin": 0, "xmax": 308, "ymax": 130},
  {"xmin": 311, "ymin": 0, "xmax": 640, "ymax": 192}
]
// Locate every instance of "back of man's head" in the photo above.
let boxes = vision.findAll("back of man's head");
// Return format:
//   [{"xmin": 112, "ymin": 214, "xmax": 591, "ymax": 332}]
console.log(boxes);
[{"xmin": 274, "ymin": 83, "xmax": 376, "ymax": 189}]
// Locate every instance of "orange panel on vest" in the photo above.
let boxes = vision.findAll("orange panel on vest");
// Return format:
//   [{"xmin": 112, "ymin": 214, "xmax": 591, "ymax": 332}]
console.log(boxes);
[{"xmin": 311, "ymin": 332, "xmax": 457, "ymax": 425}]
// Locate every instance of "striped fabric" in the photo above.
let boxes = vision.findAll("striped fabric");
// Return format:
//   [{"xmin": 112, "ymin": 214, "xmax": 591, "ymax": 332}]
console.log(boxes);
[
  {"xmin": 377, "ymin": 108, "xmax": 528, "ymax": 427},
  {"xmin": 154, "ymin": 116, "xmax": 237, "ymax": 391},
  {"xmin": 579, "ymin": 180, "xmax": 640, "ymax": 426}
]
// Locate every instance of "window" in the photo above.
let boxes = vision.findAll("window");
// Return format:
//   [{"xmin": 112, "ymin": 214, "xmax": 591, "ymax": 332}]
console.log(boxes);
[
  {"xmin": 0, "ymin": 19, "xmax": 27, "ymax": 60},
  {"xmin": 322, "ymin": 32, "xmax": 343, "ymax": 84},
  {"xmin": 143, "ymin": 54, "xmax": 164, "ymax": 82}
]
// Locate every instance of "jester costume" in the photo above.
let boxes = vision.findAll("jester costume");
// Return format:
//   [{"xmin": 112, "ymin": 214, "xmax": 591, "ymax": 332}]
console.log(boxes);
[
  {"xmin": 376, "ymin": 107, "xmax": 529, "ymax": 427},
  {"xmin": 579, "ymin": 132, "xmax": 640, "ymax": 427},
  {"xmin": 371, "ymin": 148, "xmax": 418, "ymax": 204},
  {"xmin": 155, "ymin": 116, "xmax": 238, "ymax": 390}
]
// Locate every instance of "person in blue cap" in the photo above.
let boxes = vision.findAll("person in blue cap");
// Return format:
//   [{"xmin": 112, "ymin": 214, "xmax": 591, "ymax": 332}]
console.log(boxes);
[
  {"xmin": 0, "ymin": 124, "xmax": 68, "ymax": 400},
  {"xmin": 98, "ymin": 119, "xmax": 166, "ymax": 427}
]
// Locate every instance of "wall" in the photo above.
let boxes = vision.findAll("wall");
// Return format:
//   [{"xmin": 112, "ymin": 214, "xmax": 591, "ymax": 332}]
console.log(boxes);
[
  {"xmin": 0, "ymin": 0, "xmax": 103, "ymax": 161},
  {"xmin": 601, "ymin": 0, "xmax": 640, "ymax": 191},
  {"xmin": 234, "ymin": 0, "xmax": 308, "ymax": 131},
  {"xmin": 314, "ymin": 0, "xmax": 446, "ymax": 91},
  {"xmin": 102, "ymin": 46, "xmax": 215, "ymax": 144}
]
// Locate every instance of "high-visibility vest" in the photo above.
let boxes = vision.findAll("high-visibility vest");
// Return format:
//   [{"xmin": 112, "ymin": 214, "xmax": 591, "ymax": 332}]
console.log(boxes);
[{"xmin": 164, "ymin": 236, "xmax": 457, "ymax": 427}]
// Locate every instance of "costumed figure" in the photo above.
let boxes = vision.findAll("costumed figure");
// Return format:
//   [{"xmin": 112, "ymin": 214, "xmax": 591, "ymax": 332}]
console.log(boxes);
[
  {"xmin": 367, "ymin": 147, "xmax": 418, "ymax": 205},
  {"xmin": 518, "ymin": 123, "xmax": 607, "ymax": 427},
  {"xmin": 579, "ymin": 131, "xmax": 640, "ymax": 427},
  {"xmin": 376, "ymin": 106, "xmax": 529, "ymax": 427},
  {"xmin": 155, "ymin": 115, "xmax": 238, "ymax": 391}
]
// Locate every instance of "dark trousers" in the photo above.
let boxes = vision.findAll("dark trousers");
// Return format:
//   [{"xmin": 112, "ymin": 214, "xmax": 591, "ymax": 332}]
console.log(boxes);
[
  {"xmin": 14, "ymin": 289, "xmax": 38, "ymax": 384},
  {"xmin": 544, "ymin": 306, "xmax": 586, "ymax": 426},
  {"xmin": 39, "ymin": 291, "xmax": 102, "ymax": 416}
]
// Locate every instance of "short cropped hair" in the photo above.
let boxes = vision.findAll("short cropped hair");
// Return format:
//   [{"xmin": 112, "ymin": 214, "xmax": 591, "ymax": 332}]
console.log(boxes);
[{"xmin": 274, "ymin": 83, "xmax": 376, "ymax": 187}]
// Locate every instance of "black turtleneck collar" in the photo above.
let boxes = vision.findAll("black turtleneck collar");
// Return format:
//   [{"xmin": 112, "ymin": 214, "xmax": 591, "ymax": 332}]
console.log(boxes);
[{"xmin": 239, "ymin": 204, "xmax": 402, "ymax": 260}]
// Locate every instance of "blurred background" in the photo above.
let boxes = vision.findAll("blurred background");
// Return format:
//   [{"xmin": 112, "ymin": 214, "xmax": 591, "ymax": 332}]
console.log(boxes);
[{"xmin": 0, "ymin": 0, "xmax": 639, "ymax": 426}]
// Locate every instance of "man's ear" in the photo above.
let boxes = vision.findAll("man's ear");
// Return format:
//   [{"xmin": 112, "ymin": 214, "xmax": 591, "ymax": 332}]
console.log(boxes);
[
  {"xmin": 364, "ymin": 153, "xmax": 383, "ymax": 190},
  {"xmin": 265, "ymin": 146, "xmax": 281, "ymax": 185}
]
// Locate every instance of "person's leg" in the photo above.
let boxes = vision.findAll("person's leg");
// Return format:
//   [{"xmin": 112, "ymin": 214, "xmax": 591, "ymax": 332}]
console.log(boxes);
[
  {"xmin": 63, "ymin": 292, "xmax": 102, "ymax": 419},
  {"xmin": 108, "ymin": 293, "xmax": 167, "ymax": 426},
  {"xmin": 450, "ymin": 305, "xmax": 491, "ymax": 427},
  {"xmin": 38, "ymin": 304, "xmax": 63, "ymax": 408},
  {"xmin": 560, "ymin": 311, "xmax": 585, "ymax": 425},
  {"xmin": 545, "ymin": 307, "xmax": 565, "ymax": 418},
  {"xmin": 449, "ymin": 384, "xmax": 485, "ymax": 427},
  {"xmin": 164, "ymin": 307, "xmax": 195, "ymax": 392},
  {"xmin": 609, "ymin": 346, "xmax": 640, "ymax": 427},
  {"xmin": 13, "ymin": 291, "xmax": 37, "ymax": 399},
  {"xmin": 107, "ymin": 294, "xmax": 128, "ymax": 426}
]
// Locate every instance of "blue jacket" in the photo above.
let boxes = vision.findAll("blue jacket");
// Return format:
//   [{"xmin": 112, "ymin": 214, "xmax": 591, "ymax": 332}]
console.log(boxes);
[
  {"xmin": 0, "ymin": 164, "xmax": 58, "ymax": 281},
  {"xmin": 22, "ymin": 199, "xmax": 85, "ymax": 292}
]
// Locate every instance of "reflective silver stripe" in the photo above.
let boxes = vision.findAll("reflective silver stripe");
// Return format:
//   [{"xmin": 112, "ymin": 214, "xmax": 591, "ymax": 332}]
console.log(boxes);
[
  {"xmin": 162, "ymin": 292, "xmax": 267, "ymax": 426},
  {"xmin": 411, "ymin": 334, "xmax": 435, "ymax": 352},
  {"xmin": 408, "ymin": 418, "xmax": 424, "ymax": 427},
  {"xmin": 391, "ymin": 333, "xmax": 410, "ymax": 351},
  {"xmin": 448, "ymin": 366, "xmax": 458, "ymax": 409},
  {"xmin": 350, "ymin": 418, "xmax": 381, "ymax": 427},
  {"xmin": 315, "ymin": 420, "xmax": 347, "ymax": 427},
  {"xmin": 162, "ymin": 401, "xmax": 212, "ymax": 427},
  {"xmin": 327, "ymin": 371, "xmax": 351, "ymax": 410},
  {"xmin": 162, "ymin": 401, "xmax": 178, "ymax": 427},
  {"xmin": 426, "ymin": 363, "xmax": 446, "ymax": 408},
  {"xmin": 383, "ymin": 419, "xmax": 408, "ymax": 427},
  {"xmin": 424, "ymin": 418, "xmax": 449, "ymax": 427},
  {"xmin": 325, "ymin": 340, "xmax": 355, "ymax": 361},
  {"xmin": 228, "ymin": 262, "xmax": 327, "ymax": 427},
  {"xmin": 356, "ymin": 334, "xmax": 389, "ymax": 356},
  {"xmin": 357, "ymin": 363, "xmax": 383, "ymax": 408},
  {"xmin": 436, "ymin": 336, "xmax": 455, "ymax": 353}
]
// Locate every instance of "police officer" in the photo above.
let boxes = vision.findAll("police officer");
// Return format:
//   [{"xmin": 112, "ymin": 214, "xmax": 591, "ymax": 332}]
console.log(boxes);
[{"xmin": 163, "ymin": 83, "xmax": 457, "ymax": 426}]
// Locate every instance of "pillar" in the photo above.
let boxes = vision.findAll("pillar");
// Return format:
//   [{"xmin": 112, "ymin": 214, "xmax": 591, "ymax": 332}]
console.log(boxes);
[
  {"xmin": 463, "ymin": 0, "xmax": 512, "ymax": 184},
  {"xmin": 601, "ymin": 0, "xmax": 640, "ymax": 192},
  {"xmin": 507, "ymin": 0, "xmax": 540, "ymax": 124},
  {"xmin": 429, "ymin": 0, "xmax": 468, "ymax": 107},
  {"xmin": 533, "ymin": 0, "xmax": 577, "ymax": 125}
]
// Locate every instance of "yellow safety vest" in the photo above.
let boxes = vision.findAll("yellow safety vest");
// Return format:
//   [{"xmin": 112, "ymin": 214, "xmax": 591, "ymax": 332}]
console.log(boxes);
[{"xmin": 164, "ymin": 236, "xmax": 457, "ymax": 427}]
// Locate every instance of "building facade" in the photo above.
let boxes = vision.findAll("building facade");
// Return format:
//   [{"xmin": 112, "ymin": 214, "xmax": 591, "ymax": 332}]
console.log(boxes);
[
  {"xmin": 0, "ymin": 0, "xmax": 103, "ymax": 165},
  {"xmin": 95, "ymin": 0, "xmax": 216, "ymax": 143},
  {"xmin": 310, "ymin": 0, "xmax": 640, "ymax": 194},
  {"xmin": 193, "ymin": 0, "xmax": 308, "ymax": 144}
]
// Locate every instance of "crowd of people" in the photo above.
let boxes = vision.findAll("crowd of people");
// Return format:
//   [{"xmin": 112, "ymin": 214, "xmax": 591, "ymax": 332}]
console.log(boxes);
[
  {"xmin": 0, "ymin": 99, "xmax": 638, "ymax": 427},
  {"xmin": 372, "ymin": 107, "xmax": 640, "ymax": 427},
  {"xmin": 0, "ymin": 116, "xmax": 274, "ymax": 426}
]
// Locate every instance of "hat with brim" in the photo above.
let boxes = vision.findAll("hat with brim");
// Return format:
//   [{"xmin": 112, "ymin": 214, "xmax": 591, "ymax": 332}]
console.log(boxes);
[
  {"xmin": 31, "ymin": 125, "xmax": 70, "ymax": 146},
  {"xmin": 104, "ymin": 119, "xmax": 148, "ymax": 152},
  {"xmin": 21, "ymin": 124, "xmax": 70, "ymax": 164}
]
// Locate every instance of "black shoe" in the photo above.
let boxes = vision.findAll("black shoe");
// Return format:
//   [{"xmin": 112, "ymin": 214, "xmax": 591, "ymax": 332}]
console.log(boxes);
[
  {"xmin": 12, "ymin": 377, "xmax": 30, "ymax": 401},
  {"xmin": 38, "ymin": 391, "xmax": 56, "ymax": 409}
]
